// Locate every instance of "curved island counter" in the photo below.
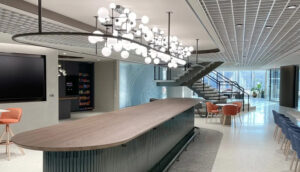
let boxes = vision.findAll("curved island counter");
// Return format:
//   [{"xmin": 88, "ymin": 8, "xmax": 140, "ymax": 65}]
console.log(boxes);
[{"xmin": 12, "ymin": 98, "xmax": 199, "ymax": 172}]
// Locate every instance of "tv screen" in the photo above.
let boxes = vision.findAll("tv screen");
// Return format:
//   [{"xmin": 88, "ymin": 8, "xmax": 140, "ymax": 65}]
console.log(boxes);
[{"xmin": 0, "ymin": 53, "xmax": 46, "ymax": 102}]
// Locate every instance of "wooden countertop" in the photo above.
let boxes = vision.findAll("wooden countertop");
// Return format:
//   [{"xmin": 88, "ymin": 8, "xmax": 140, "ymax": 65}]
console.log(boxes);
[{"xmin": 12, "ymin": 98, "xmax": 199, "ymax": 152}]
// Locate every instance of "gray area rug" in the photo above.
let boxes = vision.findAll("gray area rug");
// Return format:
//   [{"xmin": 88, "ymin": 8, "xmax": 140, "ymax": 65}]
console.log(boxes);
[{"xmin": 168, "ymin": 128, "xmax": 223, "ymax": 172}]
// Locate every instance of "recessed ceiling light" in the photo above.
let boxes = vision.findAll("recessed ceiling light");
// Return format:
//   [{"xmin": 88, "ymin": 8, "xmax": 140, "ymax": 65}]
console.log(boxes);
[
  {"xmin": 266, "ymin": 25, "xmax": 272, "ymax": 29},
  {"xmin": 63, "ymin": 52, "xmax": 67, "ymax": 55},
  {"xmin": 287, "ymin": 5, "xmax": 296, "ymax": 9},
  {"xmin": 236, "ymin": 24, "xmax": 243, "ymax": 27}
]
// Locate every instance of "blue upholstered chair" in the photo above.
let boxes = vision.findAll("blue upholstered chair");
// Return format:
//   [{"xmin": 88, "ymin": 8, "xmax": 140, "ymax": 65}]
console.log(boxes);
[{"xmin": 291, "ymin": 131, "xmax": 300, "ymax": 171}]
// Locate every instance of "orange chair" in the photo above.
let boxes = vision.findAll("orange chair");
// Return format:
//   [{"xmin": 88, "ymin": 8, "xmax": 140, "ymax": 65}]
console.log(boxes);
[
  {"xmin": 0, "ymin": 108, "xmax": 25, "ymax": 160},
  {"xmin": 206, "ymin": 102, "xmax": 220, "ymax": 120},
  {"xmin": 232, "ymin": 102, "xmax": 243, "ymax": 123},
  {"xmin": 222, "ymin": 105, "xmax": 238, "ymax": 127}
]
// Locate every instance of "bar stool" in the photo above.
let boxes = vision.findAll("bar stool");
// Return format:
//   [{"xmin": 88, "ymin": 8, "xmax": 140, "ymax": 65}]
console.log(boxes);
[{"xmin": 0, "ymin": 108, "xmax": 25, "ymax": 160}]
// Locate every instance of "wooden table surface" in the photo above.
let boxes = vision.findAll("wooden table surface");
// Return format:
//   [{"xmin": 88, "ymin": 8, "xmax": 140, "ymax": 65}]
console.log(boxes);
[{"xmin": 12, "ymin": 98, "xmax": 199, "ymax": 152}]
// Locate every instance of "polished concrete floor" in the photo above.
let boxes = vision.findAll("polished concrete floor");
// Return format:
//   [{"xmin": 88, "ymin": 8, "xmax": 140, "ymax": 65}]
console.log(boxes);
[{"xmin": 0, "ymin": 100, "xmax": 294, "ymax": 172}]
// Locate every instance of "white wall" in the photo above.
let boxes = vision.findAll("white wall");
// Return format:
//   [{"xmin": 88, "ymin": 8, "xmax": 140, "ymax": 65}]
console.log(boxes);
[
  {"xmin": 0, "ymin": 43, "xmax": 59, "ymax": 134},
  {"xmin": 94, "ymin": 60, "xmax": 119, "ymax": 112}
]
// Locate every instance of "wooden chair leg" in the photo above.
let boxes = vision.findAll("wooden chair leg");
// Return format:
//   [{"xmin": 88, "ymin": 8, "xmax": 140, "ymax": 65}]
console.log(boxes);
[
  {"xmin": 295, "ymin": 158, "xmax": 299, "ymax": 172},
  {"xmin": 274, "ymin": 125, "xmax": 278, "ymax": 139},
  {"xmin": 286, "ymin": 141, "xmax": 291, "ymax": 160},
  {"xmin": 281, "ymin": 137, "xmax": 287, "ymax": 150},
  {"xmin": 8, "ymin": 126, "xmax": 25, "ymax": 155},
  {"xmin": 234, "ymin": 116, "xmax": 236, "ymax": 128},
  {"xmin": 223, "ymin": 115, "xmax": 226, "ymax": 125},
  {"xmin": 291, "ymin": 151, "xmax": 296, "ymax": 170},
  {"xmin": 0, "ymin": 128, "xmax": 6, "ymax": 143},
  {"xmin": 278, "ymin": 129, "xmax": 282, "ymax": 144},
  {"xmin": 239, "ymin": 114, "xmax": 242, "ymax": 123}
]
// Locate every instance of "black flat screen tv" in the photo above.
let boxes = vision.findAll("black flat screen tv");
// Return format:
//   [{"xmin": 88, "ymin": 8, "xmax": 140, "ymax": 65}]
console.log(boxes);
[{"xmin": 0, "ymin": 53, "xmax": 46, "ymax": 102}]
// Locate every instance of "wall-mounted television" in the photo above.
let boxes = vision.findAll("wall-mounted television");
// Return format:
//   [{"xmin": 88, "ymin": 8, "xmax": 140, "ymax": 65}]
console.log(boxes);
[{"xmin": 0, "ymin": 53, "xmax": 46, "ymax": 102}]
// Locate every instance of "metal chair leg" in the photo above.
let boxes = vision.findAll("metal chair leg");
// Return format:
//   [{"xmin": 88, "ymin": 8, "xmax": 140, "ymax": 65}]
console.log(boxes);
[{"xmin": 6, "ymin": 125, "xmax": 10, "ymax": 160}]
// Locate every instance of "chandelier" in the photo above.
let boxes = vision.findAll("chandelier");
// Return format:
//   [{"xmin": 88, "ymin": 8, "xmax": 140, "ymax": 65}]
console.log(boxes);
[
  {"xmin": 12, "ymin": 0, "xmax": 194, "ymax": 68},
  {"xmin": 89, "ymin": 3, "xmax": 194, "ymax": 68}
]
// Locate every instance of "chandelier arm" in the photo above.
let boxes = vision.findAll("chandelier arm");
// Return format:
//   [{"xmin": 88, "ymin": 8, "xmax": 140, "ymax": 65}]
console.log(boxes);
[{"xmin": 38, "ymin": 0, "xmax": 42, "ymax": 33}]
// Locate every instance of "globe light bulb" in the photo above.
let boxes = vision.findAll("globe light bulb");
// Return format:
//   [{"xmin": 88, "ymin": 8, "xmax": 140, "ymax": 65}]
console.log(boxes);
[
  {"xmin": 154, "ymin": 58, "xmax": 160, "ymax": 64},
  {"xmin": 145, "ymin": 57, "xmax": 152, "ymax": 64},
  {"xmin": 135, "ymin": 48, "xmax": 142, "ymax": 55},
  {"xmin": 129, "ymin": 20, "xmax": 136, "ymax": 27},
  {"xmin": 128, "ymin": 12, "xmax": 137, "ymax": 21},
  {"xmin": 189, "ymin": 46, "xmax": 194, "ymax": 52},
  {"xmin": 102, "ymin": 47, "xmax": 112, "ymax": 57},
  {"xmin": 152, "ymin": 27, "xmax": 158, "ymax": 33},
  {"xmin": 113, "ymin": 42, "xmax": 123, "ymax": 52},
  {"xmin": 121, "ymin": 51, "xmax": 129, "ymax": 59},
  {"xmin": 98, "ymin": 7, "xmax": 109, "ymax": 19},
  {"xmin": 150, "ymin": 51, "xmax": 157, "ymax": 58},
  {"xmin": 123, "ymin": 8, "xmax": 130, "ymax": 14},
  {"xmin": 88, "ymin": 36, "xmax": 97, "ymax": 44},
  {"xmin": 107, "ymin": 38, "xmax": 117, "ymax": 48},
  {"xmin": 119, "ymin": 14, "xmax": 127, "ymax": 22},
  {"xmin": 122, "ymin": 40, "xmax": 131, "ymax": 50},
  {"xmin": 172, "ymin": 36, "xmax": 178, "ymax": 42},
  {"xmin": 168, "ymin": 63, "xmax": 173, "ymax": 68},
  {"xmin": 113, "ymin": 30, "xmax": 118, "ymax": 37},
  {"xmin": 173, "ymin": 63, "xmax": 178, "ymax": 68},
  {"xmin": 135, "ymin": 30, "xmax": 142, "ymax": 36},
  {"xmin": 141, "ymin": 16, "xmax": 149, "ymax": 24},
  {"xmin": 144, "ymin": 31, "xmax": 154, "ymax": 42},
  {"xmin": 109, "ymin": 3, "xmax": 116, "ymax": 9},
  {"xmin": 88, "ymin": 30, "xmax": 103, "ymax": 44},
  {"xmin": 142, "ymin": 52, "xmax": 147, "ymax": 57}
]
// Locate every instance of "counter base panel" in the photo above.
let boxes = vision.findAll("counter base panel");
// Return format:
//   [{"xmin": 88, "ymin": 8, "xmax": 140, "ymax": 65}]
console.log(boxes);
[{"xmin": 43, "ymin": 108, "xmax": 194, "ymax": 172}]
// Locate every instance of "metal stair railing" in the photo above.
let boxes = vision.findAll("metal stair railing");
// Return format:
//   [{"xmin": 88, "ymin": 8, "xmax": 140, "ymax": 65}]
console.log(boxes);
[{"xmin": 202, "ymin": 71, "xmax": 250, "ymax": 111}]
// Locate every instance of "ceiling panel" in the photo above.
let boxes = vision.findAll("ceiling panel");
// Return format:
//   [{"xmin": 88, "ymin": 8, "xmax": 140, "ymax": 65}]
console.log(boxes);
[{"xmin": 200, "ymin": 0, "xmax": 300, "ymax": 67}]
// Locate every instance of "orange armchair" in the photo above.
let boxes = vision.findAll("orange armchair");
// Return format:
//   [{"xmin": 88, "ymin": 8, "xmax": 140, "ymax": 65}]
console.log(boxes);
[
  {"xmin": 232, "ymin": 102, "xmax": 243, "ymax": 123},
  {"xmin": 0, "ymin": 108, "xmax": 25, "ymax": 160},
  {"xmin": 206, "ymin": 102, "xmax": 220, "ymax": 120},
  {"xmin": 222, "ymin": 105, "xmax": 238, "ymax": 127}
]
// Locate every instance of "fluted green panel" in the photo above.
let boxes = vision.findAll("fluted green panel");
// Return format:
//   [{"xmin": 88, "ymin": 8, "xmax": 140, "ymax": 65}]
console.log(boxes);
[{"xmin": 43, "ymin": 108, "xmax": 194, "ymax": 172}]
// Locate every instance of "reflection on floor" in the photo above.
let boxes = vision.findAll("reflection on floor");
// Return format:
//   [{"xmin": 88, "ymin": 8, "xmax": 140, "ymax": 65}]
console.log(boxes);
[
  {"xmin": 169, "ymin": 128, "xmax": 223, "ymax": 172},
  {"xmin": 193, "ymin": 101, "xmax": 290, "ymax": 172},
  {"xmin": 0, "ymin": 100, "xmax": 293, "ymax": 172}
]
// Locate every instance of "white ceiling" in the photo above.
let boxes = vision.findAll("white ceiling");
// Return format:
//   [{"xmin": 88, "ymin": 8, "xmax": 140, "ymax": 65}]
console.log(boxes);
[
  {"xmin": 24, "ymin": 0, "xmax": 217, "ymax": 50},
  {"xmin": 198, "ymin": 0, "xmax": 300, "ymax": 67}
]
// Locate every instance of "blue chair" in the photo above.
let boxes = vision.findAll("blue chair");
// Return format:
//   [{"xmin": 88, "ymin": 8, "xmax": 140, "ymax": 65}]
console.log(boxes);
[
  {"xmin": 280, "ymin": 117, "xmax": 292, "ymax": 151},
  {"xmin": 288, "ymin": 127, "xmax": 300, "ymax": 171},
  {"xmin": 291, "ymin": 132, "xmax": 300, "ymax": 172},
  {"xmin": 272, "ymin": 110, "xmax": 280, "ymax": 139},
  {"xmin": 276, "ymin": 113, "xmax": 290, "ymax": 144}
]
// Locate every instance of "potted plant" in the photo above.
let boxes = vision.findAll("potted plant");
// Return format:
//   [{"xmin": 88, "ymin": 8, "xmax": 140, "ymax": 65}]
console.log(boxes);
[
  {"xmin": 251, "ymin": 90, "xmax": 258, "ymax": 98},
  {"xmin": 251, "ymin": 82, "xmax": 262, "ymax": 98}
]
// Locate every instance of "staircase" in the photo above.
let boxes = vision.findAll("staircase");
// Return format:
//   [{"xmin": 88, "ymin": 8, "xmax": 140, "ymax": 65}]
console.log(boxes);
[
  {"xmin": 156, "ymin": 62, "xmax": 223, "ymax": 86},
  {"xmin": 155, "ymin": 61, "xmax": 251, "ymax": 111},
  {"xmin": 190, "ymin": 80, "xmax": 227, "ymax": 103}
]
